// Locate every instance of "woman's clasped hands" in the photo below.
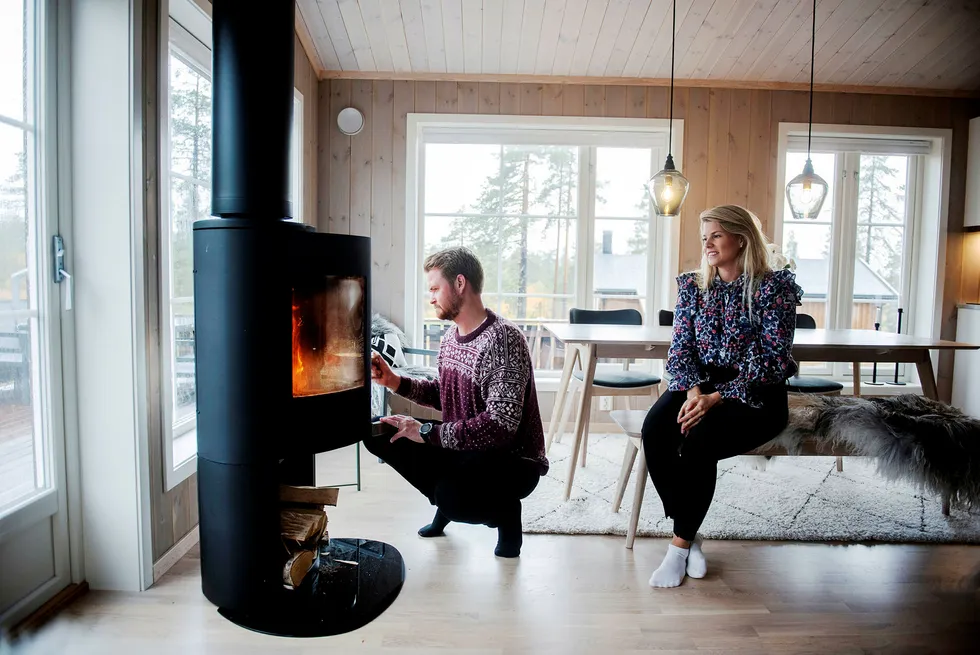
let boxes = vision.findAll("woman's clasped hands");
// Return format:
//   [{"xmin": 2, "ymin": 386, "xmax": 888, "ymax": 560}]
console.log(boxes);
[{"xmin": 677, "ymin": 387, "xmax": 722, "ymax": 435}]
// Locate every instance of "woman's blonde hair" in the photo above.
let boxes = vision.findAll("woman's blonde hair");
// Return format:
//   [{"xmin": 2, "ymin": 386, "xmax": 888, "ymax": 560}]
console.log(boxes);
[{"xmin": 697, "ymin": 205, "xmax": 773, "ymax": 317}]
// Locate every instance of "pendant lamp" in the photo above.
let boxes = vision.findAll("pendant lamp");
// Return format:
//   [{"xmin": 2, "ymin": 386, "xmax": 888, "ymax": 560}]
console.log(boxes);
[
  {"xmin": 647, "ymin": 0, "xmax": 689, "ymax": 218},
  {"xmin": 785, "ymin": 0, "xmax": 828, "ymax": 219}
]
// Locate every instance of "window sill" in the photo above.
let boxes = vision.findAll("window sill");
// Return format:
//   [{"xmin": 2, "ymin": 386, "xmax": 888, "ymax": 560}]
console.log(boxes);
[{"xmin": 166, "ymin": 428, "xmax": 198, "ymax": 491}]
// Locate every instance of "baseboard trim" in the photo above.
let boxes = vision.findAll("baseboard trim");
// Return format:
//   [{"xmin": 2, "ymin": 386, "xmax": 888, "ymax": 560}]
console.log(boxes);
[
  {"xmin": 152, "ymin": 525, "xmax": 199, "ymax": 583},
  {"xmin": 9, "ymin": 581, "xmax": 89, "ymax": 638}
]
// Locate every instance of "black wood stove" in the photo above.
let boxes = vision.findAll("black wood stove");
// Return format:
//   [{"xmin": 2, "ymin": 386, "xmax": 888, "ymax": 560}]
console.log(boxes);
[{"xmin": 193, "ymin": 0, "xmax": 403, "ymax": 637}]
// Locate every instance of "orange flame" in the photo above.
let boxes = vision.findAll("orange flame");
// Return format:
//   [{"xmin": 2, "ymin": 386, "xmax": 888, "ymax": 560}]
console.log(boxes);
[{"xmin": 292, "ymin": 301, "xmax": 306, "ymax": 395}]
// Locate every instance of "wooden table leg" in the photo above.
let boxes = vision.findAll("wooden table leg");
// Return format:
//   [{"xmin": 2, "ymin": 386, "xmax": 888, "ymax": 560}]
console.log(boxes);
[
  {"xmin": 564, "ymin": 344, "xmax": 596, "ymax": 501},
  {"xmin": 627, "ymin": 442, "xmax": 647, "ymax": 550},
  {"xmin": 914, "ymin": 352, "xmax": 950, "ymax": 516},
  {"xmin": 546, "ymin": 344, "xmax": 576, "ymax": 453},
  {"xmin": 915, "ymin": 352, "xmax": 939, "ymax": 401}
]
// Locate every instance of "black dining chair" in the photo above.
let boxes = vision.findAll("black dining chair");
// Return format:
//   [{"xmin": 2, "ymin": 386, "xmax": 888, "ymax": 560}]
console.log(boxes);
[
  {"xmin": 786, "ymin": 313, "xmax": 844, "ymax": 394},
  {"xmin": 547, "ymin": 308, "xmax": 662, "ymax": 469}
]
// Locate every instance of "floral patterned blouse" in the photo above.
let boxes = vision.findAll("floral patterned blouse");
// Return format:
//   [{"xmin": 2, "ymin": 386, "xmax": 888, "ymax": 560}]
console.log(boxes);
[{"xmin": 666, "ymin": 268, "xmax": 804, "ymax": 408}]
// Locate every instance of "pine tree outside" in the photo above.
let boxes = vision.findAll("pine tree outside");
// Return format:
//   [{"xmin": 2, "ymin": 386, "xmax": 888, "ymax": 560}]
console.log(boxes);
[{"xmin": 167, "ymin": 49, "xmax": 212, "ymax": 428}]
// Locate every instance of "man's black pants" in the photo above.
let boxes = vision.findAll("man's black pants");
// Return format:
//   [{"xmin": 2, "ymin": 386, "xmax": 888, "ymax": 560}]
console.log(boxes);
[{"xmin": 364, "ymin": 436, "xmax": 541, "ymax": 527}]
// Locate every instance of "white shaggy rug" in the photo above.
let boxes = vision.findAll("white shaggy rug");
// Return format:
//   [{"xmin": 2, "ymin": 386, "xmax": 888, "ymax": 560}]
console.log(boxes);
[{"xmin": 523, "ymin": 433, "xmax": 980, "ymax": 543}]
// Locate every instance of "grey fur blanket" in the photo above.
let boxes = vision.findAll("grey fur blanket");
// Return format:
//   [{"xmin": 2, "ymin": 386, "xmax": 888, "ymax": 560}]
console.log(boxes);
[{"xmin": 765, "ymin": 394, "xmax": 980, "ymax": 508}]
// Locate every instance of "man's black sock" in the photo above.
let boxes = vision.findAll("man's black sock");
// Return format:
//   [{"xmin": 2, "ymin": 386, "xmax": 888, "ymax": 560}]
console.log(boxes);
[
  {"xmin": 418, "ymin": 509, "xmax": 450, "ymax": 538},
  {"xmin": 494, "ymin": 504, "xmax": 523, "ymax": 558}
]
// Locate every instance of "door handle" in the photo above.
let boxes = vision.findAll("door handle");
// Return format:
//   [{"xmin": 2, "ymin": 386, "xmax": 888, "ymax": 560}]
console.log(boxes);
[{"xmin": 53, "ymin": 235, "xmax": 72, "ymax": 311}]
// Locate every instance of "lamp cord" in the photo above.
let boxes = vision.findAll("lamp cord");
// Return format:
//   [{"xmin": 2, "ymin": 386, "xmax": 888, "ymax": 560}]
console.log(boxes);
[
  {"xmin": 668, "ymin": 0, "xmax": 675, "ymax": 156},
  {"xmin": 807, "ymin": 0, "xmax": 815, "ymax": 159}
]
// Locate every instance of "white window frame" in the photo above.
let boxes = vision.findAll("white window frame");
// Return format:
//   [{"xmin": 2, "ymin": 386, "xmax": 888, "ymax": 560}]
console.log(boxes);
[
  {"xmin": 405, "ymin": 115, "xmax": 682, "ymax": 383},
  {"xmin": 161, "ymin": 0, "xmax": 211, "ymax": 490},
  {"xmin": 775, "ymin": 123, "xmax": 953, "ymax": 389},
  {"xmin": 160, "ymin": 1, "xmax": 305, "ymax": 489},
  {"xmin": 290, "ymin": 88, "xmax": 303, "ymax": 224}
]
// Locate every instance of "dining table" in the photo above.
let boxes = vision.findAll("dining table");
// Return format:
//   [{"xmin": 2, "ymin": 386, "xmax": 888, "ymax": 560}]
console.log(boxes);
[{"xmin": 545, "ymin": 323, "xmax": 980, "ymax": 501}]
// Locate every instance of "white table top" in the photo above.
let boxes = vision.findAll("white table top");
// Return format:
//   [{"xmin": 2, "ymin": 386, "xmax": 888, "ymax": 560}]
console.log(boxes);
[{"xmin": 545, "ymin": 323, "xmax": 979, "ymax": 351}]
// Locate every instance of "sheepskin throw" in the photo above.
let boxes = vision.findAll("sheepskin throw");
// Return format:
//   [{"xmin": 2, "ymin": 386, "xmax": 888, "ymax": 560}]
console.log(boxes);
[{"xmin": 760, "ymin": 394, "xmax": 980, "ymax": 508}]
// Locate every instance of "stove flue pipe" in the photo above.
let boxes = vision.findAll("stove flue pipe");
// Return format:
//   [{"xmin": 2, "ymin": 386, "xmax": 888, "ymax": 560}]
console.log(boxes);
[{"xmin": 211, "ymin": 0, "xmax": 295, "ymax": 219}]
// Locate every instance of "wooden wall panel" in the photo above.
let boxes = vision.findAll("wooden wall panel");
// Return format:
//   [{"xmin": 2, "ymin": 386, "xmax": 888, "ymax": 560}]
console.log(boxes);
[
  {"xmin": 371, "ymin": 81, "xmax": 394, "ymax": 319},
  {"xmin": 520, "ymin": 83, "xmax": 543, "ymax": 116},
  {"xmin": 500, "ymin": 83, "xmax": 521, "ymax": 115},
  {"xmin": 350, "ymin": 81, "xmax": 374, "ymax": 237},
  {"xmin": 294, "ymin": 33, "xmax": 319, "ymax": 227},
  {"xmin": 457, "ymin": 81, "xmax": 478, "ymax": 114},
  {"xmin": 626, "ymin": 86, "xmax": 645, "ymax": 119},
  {"xmin": 316, "ymin": 79, "xmax": 332, "ymax": 232},
  {"xmin": 727, "ymin": 89, "xmax": 752, "ymax": 209},
  {"xmin": 435, "ymin": 81, "xmax": 458, "ymax": 113},
  {"xmin": 562, "ymin": 85, "xmax": 585, "ymax": 116},
  {"xmin": 747, "ymin": 89, "xmax": 772, "ymax": 231},
  {"xmin": 317, "ymin": 79, "xmax": 978, "ymax": 401},
  {"xmin": 605, "ymin": 85, "xmax": 626, "ymax": 118},
  {"xmin": 414, "ymin": 80, "xmax": 436, "ymax": 113},
  {"xmin": 584, "ymin": 85, "xmax": 605, "ymax": 117},
  {"xmin": 390, "ymin": 81, "xmax": 414, "ymax": 328},
  {"xmin": 706, "ymin": 89, "xmax": 731, "ymax": 210},
  {"xmin": 681, "ymin": 88, "xmax": 711, "ymax": 273},
  {"xmin": 328, "ymin": 80, "xmax": 352, "ymax": 234},
  {"xmin": 645, "ymin": 87, "xmax": 669, "ymax": 119},
  {"xmin": 542, "ymin": 83, "xmax": 563, "ymax": 117}
]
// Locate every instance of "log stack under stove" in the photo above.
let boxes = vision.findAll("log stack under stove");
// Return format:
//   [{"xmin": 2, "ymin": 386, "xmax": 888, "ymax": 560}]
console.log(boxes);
[{"xmin": 278, "ymin": 485, "xmax": 340, "ymax": 589}]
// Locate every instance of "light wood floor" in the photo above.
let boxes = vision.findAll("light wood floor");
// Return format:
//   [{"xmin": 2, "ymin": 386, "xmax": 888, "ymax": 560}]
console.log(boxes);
[{"xmin": 11, "ymin": 447, "xmax": 980, "ymax": 654}]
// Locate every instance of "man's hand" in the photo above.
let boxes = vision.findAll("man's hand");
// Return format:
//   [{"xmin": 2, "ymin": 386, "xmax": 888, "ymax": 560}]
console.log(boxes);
[
  {"xmin": 677, "ymin": 391, "xmax": 721, "ymax": 434},
  {"xmin": 379, "ymin": 415, "xmax": 424, "ymax": 443},
  {"xmin": 371, "ymin": 351, "xmax": 401, "ymax": 392}
]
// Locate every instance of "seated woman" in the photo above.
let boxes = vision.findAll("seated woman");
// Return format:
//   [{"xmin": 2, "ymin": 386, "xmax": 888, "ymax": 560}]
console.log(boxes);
[{"xmin": 642, "ymin": 204, "xmax": 803, "ymax": 588}]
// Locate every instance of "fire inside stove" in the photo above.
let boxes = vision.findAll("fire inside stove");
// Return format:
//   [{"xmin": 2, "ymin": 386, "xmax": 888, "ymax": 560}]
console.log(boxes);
[{"xmin": 291, "ymin": 276, "xmax": 366, "ymax": 397}]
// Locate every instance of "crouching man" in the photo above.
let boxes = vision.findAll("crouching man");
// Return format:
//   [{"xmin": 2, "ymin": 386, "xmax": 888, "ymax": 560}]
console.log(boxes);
[{"xmin": 367, "ymin": 247, "xmax": 549, "ymax": 558}]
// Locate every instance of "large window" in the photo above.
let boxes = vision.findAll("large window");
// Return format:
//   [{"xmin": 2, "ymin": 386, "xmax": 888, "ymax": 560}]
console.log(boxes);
[
  {"xmin": 778, "ymin": 132, "xmax": 930, "ymax": 382},
  {"xmin": 0, "ymin": 0, "xmax": 41, "ymax": 511},
  {"xmin": 412, "ymin": 118, "xmax": 674, "ymax": 375},
  {"xmin": 161, "ymin": 3, "xmax": 304, "ymax": 486},
  {"xmin": 162, "ymin": 14, "xmax": 212, "ymax": 485}
]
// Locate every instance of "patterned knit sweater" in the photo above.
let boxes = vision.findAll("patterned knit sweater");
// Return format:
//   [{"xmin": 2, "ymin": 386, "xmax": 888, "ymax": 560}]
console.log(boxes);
[{"xmin": 395, "ymin": 310, "xmax": 549, "ymax": 475}]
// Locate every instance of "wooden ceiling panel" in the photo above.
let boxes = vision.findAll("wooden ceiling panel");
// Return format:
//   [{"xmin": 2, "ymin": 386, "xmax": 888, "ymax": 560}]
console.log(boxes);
[{"xmin": 295, "ymin": 0, "xmax": 980, "ymax": 94}]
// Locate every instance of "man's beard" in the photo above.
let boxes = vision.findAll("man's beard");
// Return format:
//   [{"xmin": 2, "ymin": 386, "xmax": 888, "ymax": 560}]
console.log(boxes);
[{"xmin": 435, "ymin": 292, "xmax": 463, "ymax": 321}]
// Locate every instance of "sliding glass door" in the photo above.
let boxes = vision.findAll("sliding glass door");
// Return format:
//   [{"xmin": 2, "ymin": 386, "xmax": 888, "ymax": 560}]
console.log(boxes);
[{"xmin": 0, "ymin": 0, "xmax": 73, "ymax": 627}]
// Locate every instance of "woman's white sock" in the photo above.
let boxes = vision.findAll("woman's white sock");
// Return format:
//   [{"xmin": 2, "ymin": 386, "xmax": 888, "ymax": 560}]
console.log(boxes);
[
  {"xmin": 649, "ymin": 544, "xmax": 689, "ymax": 588},
  {"xmin": 687, "ymin": 534, "xmax": 707, "ymax": 579}
]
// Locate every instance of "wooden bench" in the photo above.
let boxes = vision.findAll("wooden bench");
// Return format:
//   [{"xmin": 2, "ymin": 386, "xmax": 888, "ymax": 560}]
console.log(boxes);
[{"xmin": 608, "ymin": 408, "xmax": 948, "ymax": 549}]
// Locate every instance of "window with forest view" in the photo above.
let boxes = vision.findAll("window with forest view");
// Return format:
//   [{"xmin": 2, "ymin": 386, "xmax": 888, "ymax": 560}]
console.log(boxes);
[
  {"xmin": 166, "ymin": 47, "xmax": 211, "ymax": 438},
  {"xmin": 163, "ymin": 16, "xmax": 304, "ymax": 479},
  {"xmin": 419, "ymin": 127, "xmax": 666, "ymax": 374},
  {"xmin": 780, "ymin": 134, "xmax": 921, "ymax": 381}
]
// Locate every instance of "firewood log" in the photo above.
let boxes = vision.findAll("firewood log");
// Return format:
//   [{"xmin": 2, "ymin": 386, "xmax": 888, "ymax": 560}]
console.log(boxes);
[
  {"xmin": 283, "ymin": 550, "xmax": 316, "ymax": 588},
  {"xmin": 280, "ymin": 507, "xmax": 327, "ymax": 553},
  {"xmin": 279, "ymin": 485, "xmax": 340, "ymax": 507}
]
